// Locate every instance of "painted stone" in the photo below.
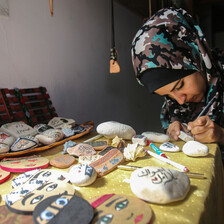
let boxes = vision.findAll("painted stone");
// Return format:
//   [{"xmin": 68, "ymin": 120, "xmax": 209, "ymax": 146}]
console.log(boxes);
[
  {"xmin": 10, "ymin": 136, "xmax": 39, "ymax": 152},
  {"xmin": 67, "ymin": 143, "xmax": 96, "ymax": 157},
  {"xmin": 50, "ymin": 155, "xmax": 75, "ymax": 168},
  {"xmin": 35, "ymin": 129, "xmax": 64, "ymax": 145},
  {"xmin": 141, "ymin": 131, "xmax": 170, "ymax": 143},
  {"xmin": 123, "ymin": 143, "xmax": 146, "ymax": 161},
  {"xmin": 69, "ymin": 164, "xmax": 97, "ymax": 186},
  {"xmin": 98, "ymin": 146, "xmax": 115, "ymax": 156},
  {"xmin": 63, "ymin": 140, "xmax": 77, "ymax": 154},
  {"xmin": 178, "ymin": 131, "xmax": 194, "ymax": 142},
  {"xmin": 159, "ymin": 142, "xmax": 180, "ymax": 152},
  {"xmin": 89, "ymin": 148, "xmax": 124, "ymax": 177},
  {"xmin": 48, "ymin": 117, "xmax": 76, "ymax": 129},
  {"xmin": 0, "ymin": 167, "xmax": 11, "ymax": 184},
  {"xmin": 79, "ymin": 155, "xmax": 102, "ymax": 165},
  {"xmin": 132, "ymin": 135, "xmax": 147, "ymax": 146},
  {"xmin": 0, "ymin": 121, "xmax": 37, "ymax": 139},
  {"xmin": 0, "ymin": 155, "xmax": 49, "ymax": 172},
  {"xmin": 0, "ymin": 131, "xmax": 16, "ymax": 146},
  {"xmin": 96, "ymin": 121, "xmax": 136, "ymax": 140},
  {"xmin": 7, "ymin": 169, "xmax": 70, "ymax": 209},
  {"xmin": 0, "ymin": 143, "xmax": 10, "ymax": 154},
  {"xmin": 11, "ymin": 169, "xmax": 40, "ymax": 189},
  {"xmin": 6, "ymin": 180, "xmax": 75, "ymax": 214},
  {"xmin": 85, "ymin": 141, "xmax": 108, "ymax": 150},
  {"xmin": 182, "ymin": 140, "xmax": 209, "ymax": 157},
  {"xmin": 130, "ymin": 166, "xmax": 190, "ymax": 204},
  {"xmin": 89, "ymin": 194, "xmax": 153, "ymax": 224},
  {"xmin": 33, "ymin": 124, "xmax": 53, "ymax": 133},
  {"xmin": 33, "ymin": 194, "xmax": 94, "ymax": 224}
]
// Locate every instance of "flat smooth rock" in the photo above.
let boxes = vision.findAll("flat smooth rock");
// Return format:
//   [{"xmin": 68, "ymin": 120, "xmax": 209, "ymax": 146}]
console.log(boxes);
[
  {"xmin": 96, "ymin": 121, "xmax": 136, "ymax": 140},
  {"xmin": 159, "ymin": 142, "xmax": 180, "ymax": 152},
  {"xmin": 0, "ymin": 143, "xmax": 10, "ymax": 154},
  {"xmin": 48, "ymin": 117, "xmax": 76, "ymax": 129},
  {"xmin": 0, "ymin": 121, "xmax": 37, "ymax": 138},
  {"xmin": 69, "ymin": 164, "xmax": 97, "ymax": 186},
  {"xmin": 130, "ymin": 166, "xmax": 190, "ymax": 204},
  {"xmin": 141, "ymin": 131, "xmax": 170, "ymax": 143},
  {"xmin": 67, "ymin": 143, "xmax": 96, "ymax": 157},
  {"xmin": 0, "ymin": 132, "xmax": 16, "ymax": 146},
  {"xmin": 35, "ymin": 129, "xmax": 64, "ymax": 145},
  {"xmin": 182, "ymin": 140, "xmax": 209, "ymax": 157},
  {"xmin": 33, "ymin": 124, "xmax": 53, "ymax": 133},
  {"xmin": 50, "ymin": 155, "xmax": 76, "ymax": 168},
  {"xmin": 178, "ymin": 131, "xmax": 194, "ymax": 142},
  {"xmin": 10, "ymin": 136, "xmax": 39, "ymax": 152}
]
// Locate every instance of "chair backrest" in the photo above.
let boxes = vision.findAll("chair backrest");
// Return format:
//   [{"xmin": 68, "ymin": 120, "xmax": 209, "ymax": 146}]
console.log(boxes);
[{"xmin": 0, "ymin": 87, "xmax": 58, "ymax": 126}]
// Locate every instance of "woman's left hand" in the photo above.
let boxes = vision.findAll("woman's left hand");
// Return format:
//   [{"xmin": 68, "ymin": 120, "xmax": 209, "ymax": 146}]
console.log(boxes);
[{"xmin": 187, "ymin": 116, "xmax": 224, "ymax": 145}]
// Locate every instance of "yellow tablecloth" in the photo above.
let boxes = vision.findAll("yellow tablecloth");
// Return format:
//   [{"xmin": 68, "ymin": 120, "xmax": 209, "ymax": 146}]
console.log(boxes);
[{"xmin": 1, "ymin": 132, "xmax": 224, "ymax": 224}]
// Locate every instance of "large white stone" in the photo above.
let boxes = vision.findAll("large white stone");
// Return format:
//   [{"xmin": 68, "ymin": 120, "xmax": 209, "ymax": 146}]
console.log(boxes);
[
  {"xmin": 130, "ymin": 166, "xmax": 190, "ymax": 204},
  {"xmin": 182, "ymin": 140, "xmax": 209, "ymax": 157},
  {"xmin": 96, "ymin": 121, "xmax": 136, "ymax": 140},
  {"xmin": 141, "ymin": 131, "xmax": 170, "ymax": 143}
]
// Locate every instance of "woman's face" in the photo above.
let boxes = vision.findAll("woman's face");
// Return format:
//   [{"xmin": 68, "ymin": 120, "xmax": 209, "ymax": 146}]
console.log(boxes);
[{"xmin": 154, "ymin": 71, "xmax": 207, "ymax": 105}]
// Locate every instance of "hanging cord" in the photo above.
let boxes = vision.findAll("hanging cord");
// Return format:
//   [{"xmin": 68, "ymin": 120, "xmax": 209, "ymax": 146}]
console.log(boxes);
[{"xmin": 110, "ymin": 0, "xmax": 120, "ymax": 74}]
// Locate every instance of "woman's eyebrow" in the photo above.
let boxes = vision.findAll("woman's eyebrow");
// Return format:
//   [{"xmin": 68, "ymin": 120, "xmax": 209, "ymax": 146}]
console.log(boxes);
[{"xmin": 170, "ymin": 79, "xmax": 182, "ymax": 92}]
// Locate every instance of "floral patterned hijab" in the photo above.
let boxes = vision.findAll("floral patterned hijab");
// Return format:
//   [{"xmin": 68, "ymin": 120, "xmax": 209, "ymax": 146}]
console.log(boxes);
[{"xmin": 131, "ymin": 7, "xmax": 224, "ymax": 130}]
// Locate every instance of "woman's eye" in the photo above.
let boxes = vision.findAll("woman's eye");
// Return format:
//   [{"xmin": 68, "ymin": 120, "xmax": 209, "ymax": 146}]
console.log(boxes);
[{"xmin": 176, "ymin": 81, "xmax": 184, "ymax": 90}]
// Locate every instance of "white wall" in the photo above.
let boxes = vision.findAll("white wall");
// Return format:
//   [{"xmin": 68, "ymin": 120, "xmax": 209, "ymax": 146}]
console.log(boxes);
[{"xmin": 0, "ymin": 0, "xmax": 163, "ymax": 133}]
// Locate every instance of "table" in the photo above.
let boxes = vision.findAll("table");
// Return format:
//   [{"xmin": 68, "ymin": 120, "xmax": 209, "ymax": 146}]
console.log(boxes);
[{"xmin": 1, "ymin": 132, "xmax": 224, "ymax": 224}]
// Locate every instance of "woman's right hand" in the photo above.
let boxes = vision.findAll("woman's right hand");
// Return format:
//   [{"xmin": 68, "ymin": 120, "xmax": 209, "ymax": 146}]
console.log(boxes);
[{"xmin": 166, "ymin": 121, "xmax": 189, "ymax": 140}]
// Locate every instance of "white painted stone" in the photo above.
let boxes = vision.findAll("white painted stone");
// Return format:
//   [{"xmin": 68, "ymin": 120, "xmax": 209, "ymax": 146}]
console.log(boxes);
[
  {"xmin": 159, "ymin": 142, "xmax": 180, "ymax": 152},
  {"xmin": 48, "ymin": 117, "xmax": 75, "ymax": 129},
  {"xmin": 178, "ymin": 131, "xmax": 194, "ymax": 142},
  {"xmin": 35, "ymin": 129, "xmax": 64, "ymax": 145},
  {"xmin": 0, "ymin": 121, "xmax": 37, "ymax": 138},
  {"xmin": 182, "ymin": 140, "xmax": 209, "ymax": 157},
  {"xmin": 0, "ymin": 143, "xmax": 10, "ymax": 154},
  {"xmin": 141, "ymin": 131, "xmax": 170, "ymax": 143},
  {"xmin": 96, "ymin": 121, "xmax": 136, "ymax": 140},
  {"xmin": 130, "ymin": 166, "xmax": 190, "ymax": 204},
  {"xmin": 69, "ymin": 164, "xmax": 97, "ymax": 186}
]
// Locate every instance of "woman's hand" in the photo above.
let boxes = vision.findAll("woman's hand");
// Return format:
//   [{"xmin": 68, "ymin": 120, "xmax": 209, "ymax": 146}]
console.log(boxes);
[
  {"xmin": 187, "ymin": 116, "xmax": 224, "ymax": 145},
  {"xmin": 166, "ymin": 121, "xmax": 189, "ymax": 141}
]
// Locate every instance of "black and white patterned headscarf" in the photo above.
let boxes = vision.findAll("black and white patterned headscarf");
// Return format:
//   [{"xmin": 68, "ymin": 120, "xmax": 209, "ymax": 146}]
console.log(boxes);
[{"xmin": 131, "ymin": 7, "xmax": 224, "ymax": 130}]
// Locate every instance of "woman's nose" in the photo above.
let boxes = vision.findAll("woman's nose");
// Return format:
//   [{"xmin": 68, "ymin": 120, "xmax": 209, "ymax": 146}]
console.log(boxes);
[{"xmin": 171, "ymin": 92, "xmax": 186, "ymax": 105}]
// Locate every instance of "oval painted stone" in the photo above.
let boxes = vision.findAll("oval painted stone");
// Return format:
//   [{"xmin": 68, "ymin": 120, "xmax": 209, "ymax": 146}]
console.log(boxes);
[
  {"xmin": 50, "ymin": 155, "xmax": 75, "ymax": 168},
  {"xmin": 159, "ymin": 142, "xmax": 180, "ymax": 152},
  {"xmin": 183, "ymin": 140, "xmax": 209, "ymax": 157},
  {"xmin": 35, "ymin": 129, "xmax": 64, "ymax": 145},
  {"xmin": 130, "ymin": 166, "xmax": 190, "ymax": 204},
  {"xmin": 67, "ymin": 143, "xmax": 96, "ymax": 157},
  {"xmin": 69, "ymin": 164, "xmax": 97, "ymax": 186}
]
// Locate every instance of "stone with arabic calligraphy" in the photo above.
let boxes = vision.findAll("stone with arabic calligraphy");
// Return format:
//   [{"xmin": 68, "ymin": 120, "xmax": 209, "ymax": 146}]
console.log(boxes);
[
  {"xmin": 130, "ymin": 166, "xmax": 190, "ymax": 204},
  {"xmin": 182, "ymin": 140, "xmax": 209, "ymax": 157},
  {"xmin": 69, "ymin": 164, "xmax": 97, "ymax": 186}
]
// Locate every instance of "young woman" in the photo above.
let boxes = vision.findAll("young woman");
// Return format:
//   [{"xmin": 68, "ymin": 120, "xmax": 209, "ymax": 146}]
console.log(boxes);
[{"xmin": 131, "ymin": 7, "xmax": 224, "ymax": 157}]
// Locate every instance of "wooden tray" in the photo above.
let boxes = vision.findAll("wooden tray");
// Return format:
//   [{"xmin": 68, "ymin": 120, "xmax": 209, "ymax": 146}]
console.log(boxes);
[{"xmin": 0, "ymin": 121, "xmax": 94, "ymax": 160}]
